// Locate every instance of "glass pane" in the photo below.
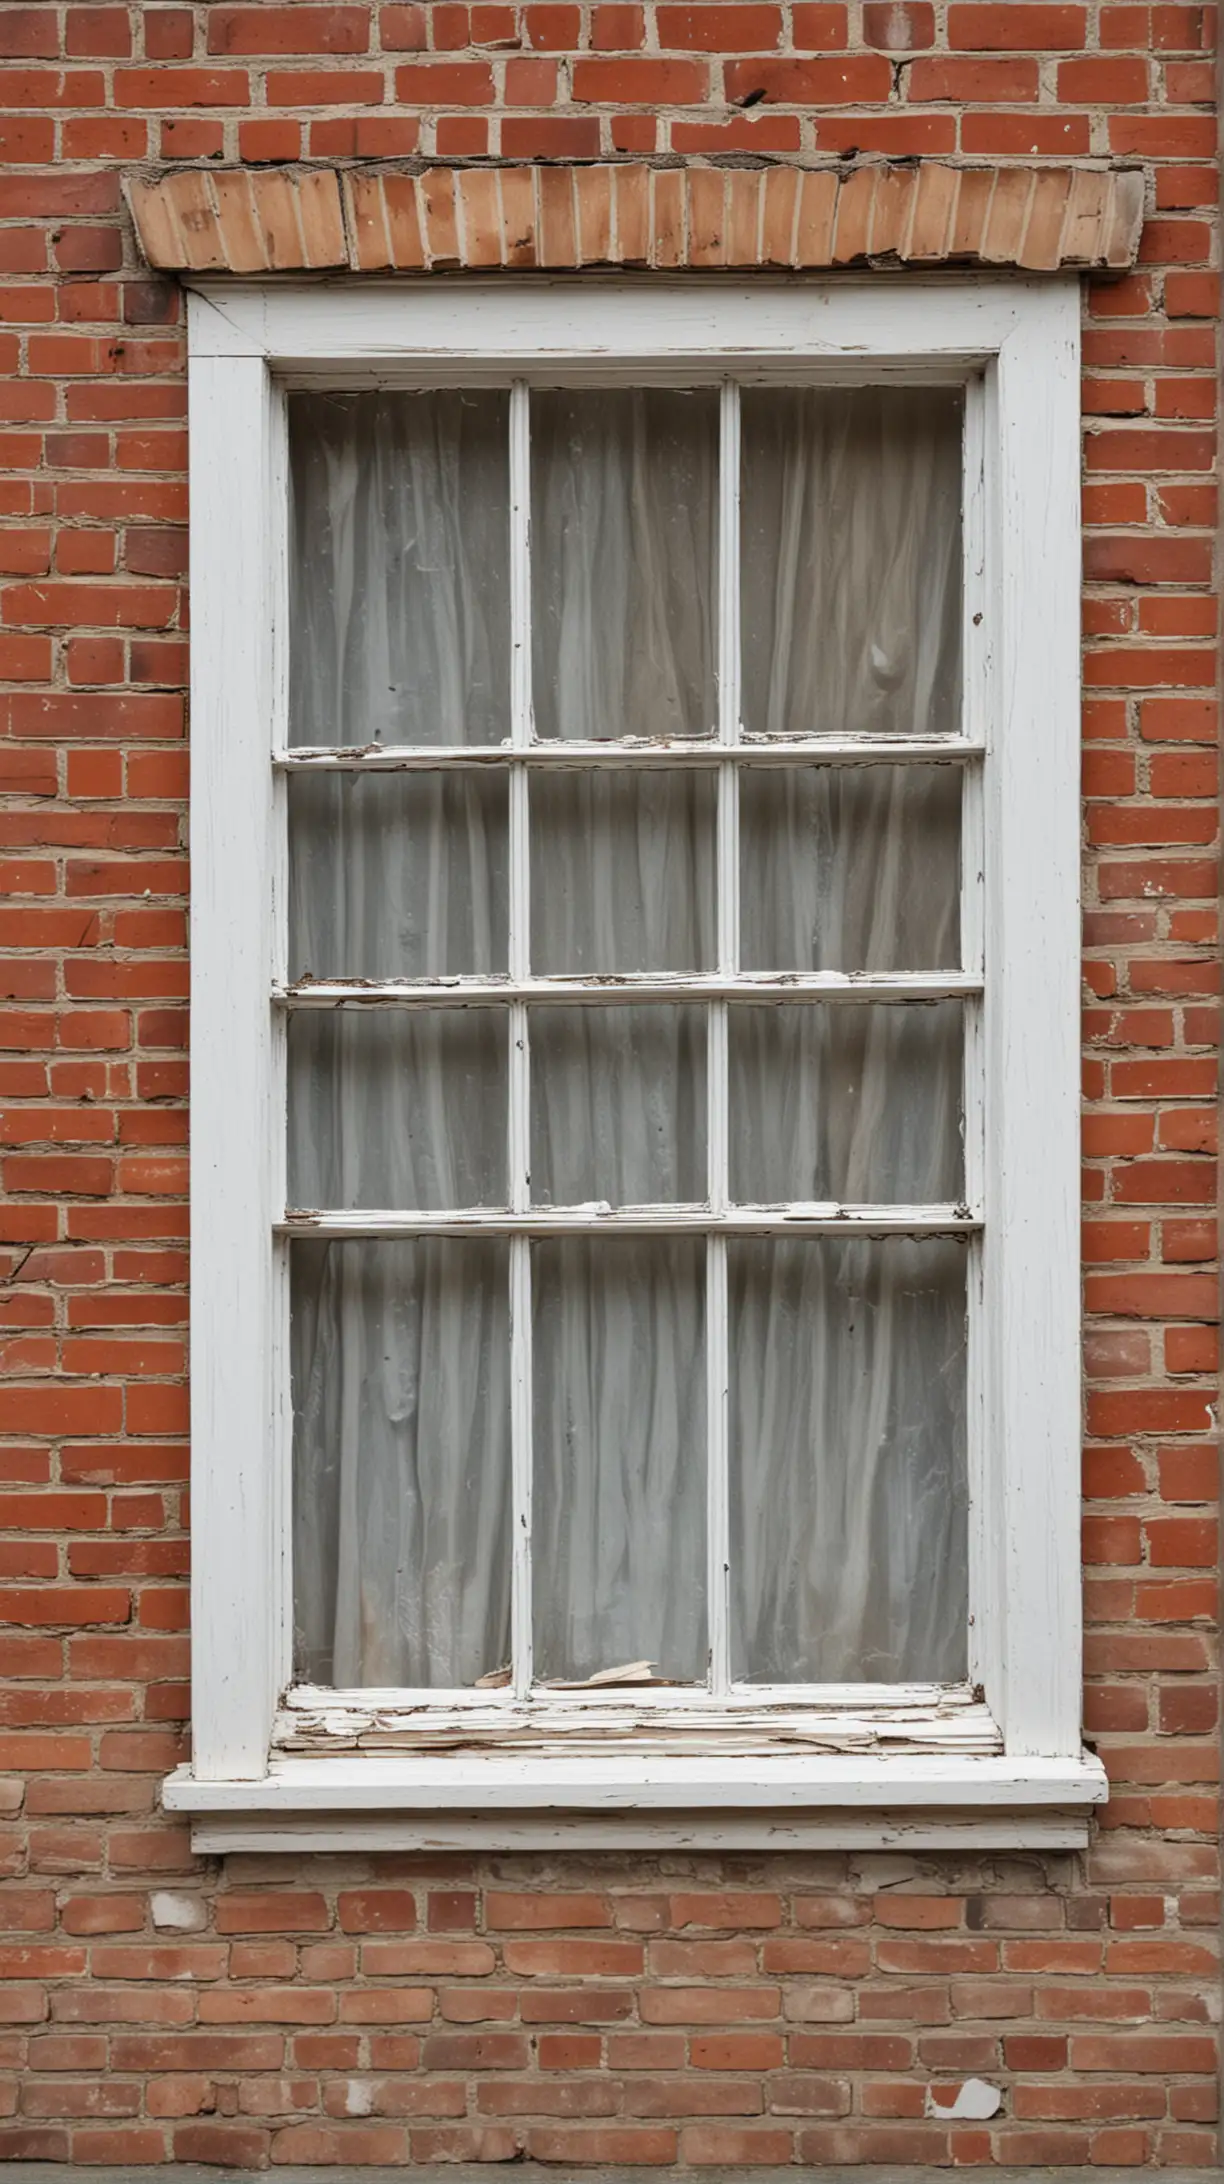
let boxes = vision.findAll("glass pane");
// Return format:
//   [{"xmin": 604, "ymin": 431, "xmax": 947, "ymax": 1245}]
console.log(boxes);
[
  {"xmin": 289, "ymin": 389, "xmax": 510, "ymax": 747},
  {"xmin": 740, "ymin": 766, "xmax": 961, "ymax": 973},
  {"xmin": 531, "ymin": 1007, "xmax": 706, "ymax": 1207},
  {"xmin": 288, "ymin": 771, "xmax": 509, "ymax": 981},
  {"xmin": 292, "ymin": 1238, "xmax": 511, "ymax": 1688},
  {"xmin": 288, "ymin": 1009, "xmax": 507, "ymax": 1210},
  {"xmin": 729, "ymin": 1002, "xmax": 963, "ymax": 1204},
  {"xmin": 740, "ymin": 387, "xmax": 962, "ymax": 738},
  {"xmin": 532, "ymin": 1238, "xmax": 706, "ymax": 1683},
  {"xmin": 532, "ymin": 388, "xmax": 718, "ymax": 741},
  {"xmin": 730, "ymin": 1237, "xmax": 968, "ymax": 1683},
  {"xmin": 531, "ymin": 770, "xmax": 716, "ymax": 973}
]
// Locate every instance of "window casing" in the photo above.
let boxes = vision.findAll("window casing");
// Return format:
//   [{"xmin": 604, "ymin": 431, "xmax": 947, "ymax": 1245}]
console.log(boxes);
[{"xmin": 169, "ymin": 279, "xmax": 1105, "ymax": 1851}]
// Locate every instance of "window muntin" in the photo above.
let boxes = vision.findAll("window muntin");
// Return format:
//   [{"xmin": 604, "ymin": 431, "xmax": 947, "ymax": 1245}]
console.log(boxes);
[{"xmin": 282, "ymin": 377, "xmax": 977, "ymax": 1704}]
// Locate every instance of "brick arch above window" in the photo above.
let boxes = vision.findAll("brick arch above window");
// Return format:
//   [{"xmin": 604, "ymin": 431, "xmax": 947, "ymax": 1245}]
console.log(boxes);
[{"xmin": 127, "ymin": 158, "xmax": 1146, "ymax": 279}]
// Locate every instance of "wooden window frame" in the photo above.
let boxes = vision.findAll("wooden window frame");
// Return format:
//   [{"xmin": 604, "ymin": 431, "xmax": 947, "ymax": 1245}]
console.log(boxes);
[{"xmin": 167, "ymin": 278, "xmax": 1106, "ymax": 1853}]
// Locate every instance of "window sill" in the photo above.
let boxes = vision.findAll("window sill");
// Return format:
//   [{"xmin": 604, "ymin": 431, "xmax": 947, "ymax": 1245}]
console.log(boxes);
[{"xmin": 163, "ymin": 1751, "xmax": 1108, "ymax": 1853}]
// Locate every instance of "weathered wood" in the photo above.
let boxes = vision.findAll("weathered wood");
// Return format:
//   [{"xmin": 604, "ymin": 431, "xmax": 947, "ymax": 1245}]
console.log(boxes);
[
  {"xmin": 278, "ymin": 971, "xmax": 983, "ymax": 1008},
  {"xmin": 276, "ymin": 733, "xmax": 984, "ymax": 768},
  {"xmin": 277, "ymin": 1206, "xmax": 983, "ymax": 1240},
  {"xmin": 189, "ymin": 339, "xmax": 285, "ymax": 1783}
]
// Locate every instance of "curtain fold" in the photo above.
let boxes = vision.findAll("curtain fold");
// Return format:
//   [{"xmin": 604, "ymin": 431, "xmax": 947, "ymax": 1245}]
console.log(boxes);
[
  {"xmin": 729, "ymin": 1237, "xmax": 968, "ymax": 1683},
  {"xmin": 292, "ymin": 1238, "xmax": 512, "ymax": 1687},
  {"xmin": 739, "ymin": 764, "xmax": 961, "ymax": 973},
  {"xmin": 532, "ymin": 1238, "xmax": 707, "ymax": 1682},
  {"xmin": 740, "ymin": 386, "xmax": 962, "ymax": 738},
  {"xmin": 531, "ymin": 388, "xmax": 718, "ymax": 741},
  {"xmin": 289, "ymin": 389, "xmax": 511, "ymax": 747}
]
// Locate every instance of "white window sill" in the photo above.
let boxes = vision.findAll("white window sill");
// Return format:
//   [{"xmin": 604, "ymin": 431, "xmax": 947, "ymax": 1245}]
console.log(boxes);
[{"xmin": 163, "ymin": 1751, "xmax": 1108, "ymax": 1853}]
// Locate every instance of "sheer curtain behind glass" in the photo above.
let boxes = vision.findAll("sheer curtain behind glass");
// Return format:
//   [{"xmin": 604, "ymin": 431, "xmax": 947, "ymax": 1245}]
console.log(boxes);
[
  {"xmin": 733, "ymin": 386, "xmax": 966, "ymax": 1682},
  {"xmin": 288, "ymin": 392, "xmax": 514, "ymax": 1689},
  {"xmin": 288, "ymin": 380, "xmax": 968, "ymax": 1694},
  {"xmin": 528, "ymin": 391, "xmax": 716, "ymax": 1682}
]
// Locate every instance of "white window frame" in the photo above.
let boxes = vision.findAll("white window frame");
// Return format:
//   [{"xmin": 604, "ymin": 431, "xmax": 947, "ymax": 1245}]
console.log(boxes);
[{"xmin": 166, "ymin": 278, "xmax": 1106, "ymax": 1853}]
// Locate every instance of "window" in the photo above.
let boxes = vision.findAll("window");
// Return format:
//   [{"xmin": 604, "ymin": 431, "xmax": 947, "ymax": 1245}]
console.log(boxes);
[{"xmin": 170, "ymin": 281, "xmax": 1105, "ymax": 1851}]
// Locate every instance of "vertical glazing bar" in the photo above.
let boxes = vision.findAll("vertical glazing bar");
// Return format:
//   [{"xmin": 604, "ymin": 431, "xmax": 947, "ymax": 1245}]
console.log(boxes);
[
  {"xmin": 267, "ymin": 377, "xmax": 293, "ymax": 1700},
  {"xmin": 707, "ymin": 380, "xmax": 740, "ymax": 1697},
  {"xmin": 961, "ymin": 372, "xmax": 989, "ymax": 1695},
  {"xmin": 508, "ymin": 381, "xmax": 533, "ymax": 1701}
]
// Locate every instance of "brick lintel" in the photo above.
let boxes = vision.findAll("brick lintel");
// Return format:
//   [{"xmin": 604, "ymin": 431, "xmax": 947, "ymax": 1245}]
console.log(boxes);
[{"xmin": 126, "ymin": 159, "xmax": 1147, "ymax": 279}]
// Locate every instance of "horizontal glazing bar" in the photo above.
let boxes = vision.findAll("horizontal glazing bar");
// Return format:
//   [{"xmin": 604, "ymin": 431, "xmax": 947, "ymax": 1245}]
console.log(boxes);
[
  {"xmin": 284, "ymin": 1679, "xmax": 981, "ymax": 1714},
  {"xmin": 278, "ymin": 972, "xmax": 982, "ymax": 1009},
  {"xmin": 276, "ymin": 736, "xmax": 984, "ymax": 772},
  {"xmin": 279, "ymin": 1205, "xmax": 982, "ymax": 1239}
]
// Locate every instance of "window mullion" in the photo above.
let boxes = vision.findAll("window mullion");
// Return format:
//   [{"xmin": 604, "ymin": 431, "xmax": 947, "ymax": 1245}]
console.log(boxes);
[
  {"xmin": 708, "ymin": 379, "xmax": 740, "ymax": 1700},
  {"xmin": 508, "ymin": 379, "xmax": 533, "ymax": 1703}
]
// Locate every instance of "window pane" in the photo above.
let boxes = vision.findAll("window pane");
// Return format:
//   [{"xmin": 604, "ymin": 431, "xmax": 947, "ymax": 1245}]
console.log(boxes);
[
  {"xmin": 288, "ymin": 771, "xmax": 509, "ymax": 981},
  {"xmin": 532, "ymin": 389, "xmax": 718, "ymax": 741},
  {"xmin": 288, "ymin": 1009, "xmax": 507, "ymax": 1210},
  {"xmin": 730, "ymin": 1237, "xmax": 968, "ymax": 1683},
  {"xmin": 740, "ymin": 765, "xmax": 961, "ymax": 973},
  {"xmin": 532, "ymin": 1238, "xmax": 706, "ymax": 1683},
  {"xmin": 531, "ymin": 770, "xmax": 716, "ymax": 972},
  {"xmin": 292, "ymin": 1238, "xmax": 511, "ymax": 1688},
  {"xmin": 740, "ymin": 387, "xmax": 962, "ymax": 738},
  {"xmin": 729, "ymin": 1002, "xmax": 963, "ymax": 1204},
  {"xmin": 531, "ymin": 1007, "xmax": 706, "ymax": 1207},
  {"xmin": 289, "ymin": 390, "xmax": 510, "ymax": 747}
]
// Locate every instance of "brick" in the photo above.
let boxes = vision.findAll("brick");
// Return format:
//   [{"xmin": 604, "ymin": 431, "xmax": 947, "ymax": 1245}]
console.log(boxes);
[
  {"xmin": 573, "ymin": 57, "xmax": 708, "ymax": 99},
  {"xmin": 115, "ymin": 67, "xmax": 249, "ymax": 104},
  {"xmin": 0, "ymin": 11, "xmax": 61, "ymax": 58},
  {"xmin": 656, "ymin": 7, "xmax": 783, "ymax": 49},
  {"xmin": 217, "ymin": 1894, "xmax": 332, "ymax": 1935},
  {"xmin": 208, "ymin": 7, "xmax": 370, "ymax": 53},
  {"xmin": 486, "ymin": 1891, "xmax": 611, "ymax": 1929},
  {"xmin": 863, "ymin": 3, "xmax": 934, "ymax": 45},
  {"xmin": 0, "ymin": 6, "xmax": 1219, "ymax": 2167},
  {"xmin": 949, "ymin": 5, "xmax": 1087, "ymax": 45}
]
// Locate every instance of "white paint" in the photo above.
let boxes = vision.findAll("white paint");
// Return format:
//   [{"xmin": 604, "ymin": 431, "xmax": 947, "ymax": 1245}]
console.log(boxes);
[
  {"xmin": 961, "ymin": 371, "xmax": 988, "ymax": 1703},
  {"xmin": 276, "ymin": 1205, "xmax": 981, "ymax": 1241},
  {"xmin": 344, "ymin": 2081, "xmax": 374, "ymax": 2117},
  {"xmin": 185, "ymin": 278, "xmax": 1091, "ymax": 1834},
  {"xmin": 507, "ymin": 377, "xmax": 534, "ymax": 1708},
  {"xmin": 985, "ymin": 284, "xmax": 1083, "ymax": 1758},
  {"xmin": 189, "ymin": 1810, "xmax": 1093, "ymax": 1855},
  {"xmin": 165, "ymin": 1750, "xmax": 1106, "ymax": 1813},
  {"xmin": 277, "ymin": 732, "xmax": 984, "ymax": 770},
  {"xmin": 279, "ymin": 1681, "xmax": 995, "ymax": 1724},
  {"xmin": 280, "ymin": 970, "xmax": 983, "ymax": 1009},
  {"xmin": 188, "ymin": 350, "xmax": 283, "ymax": 1783},
  {"xmin": 185, "ymin": 275, "xmax": 1068, "ymax": 373},
  {"xmin": 150, "ymin": 1891, "xmax": 207, "ymax": 1931},
  {"xmin": 927, "ymin": 2078, "xmax": 1003, "ymax": 2121},
  {"xmin": 706, "ymin": 377, "xmax": 740, "ymax": 1702}
]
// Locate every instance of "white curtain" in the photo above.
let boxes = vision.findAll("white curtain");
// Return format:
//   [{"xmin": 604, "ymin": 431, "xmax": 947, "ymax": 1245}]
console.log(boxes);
[
  {"xmin": 531, "ymin": 388, "xmax": 718, "ymax": 740},
  {"xmin": 730, "ymin": 1238, "xmax": 967, "ymax": 1682},
  {"xmin": 289, "ymin": 389, "xmax": 510, "ymax": 748},
  {"xmin": 740, "ymin": 385, "xmax": 962, "ymax": 738},
  {"xmin": 288, "ymin": 385, "xmax": 968, "ymax": 1691}
]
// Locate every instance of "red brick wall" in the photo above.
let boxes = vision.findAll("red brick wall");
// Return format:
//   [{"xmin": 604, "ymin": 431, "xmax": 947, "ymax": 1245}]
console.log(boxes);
[{"xmin": 0, "ymin": 0, "xmax": 1219, "ymax": 2168}]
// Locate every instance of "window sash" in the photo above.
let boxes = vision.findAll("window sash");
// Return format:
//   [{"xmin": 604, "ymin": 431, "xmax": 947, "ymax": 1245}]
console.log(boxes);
[{"xmin": 278, "ymin": 373, "xmax": 983, "ymax": 1708}]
